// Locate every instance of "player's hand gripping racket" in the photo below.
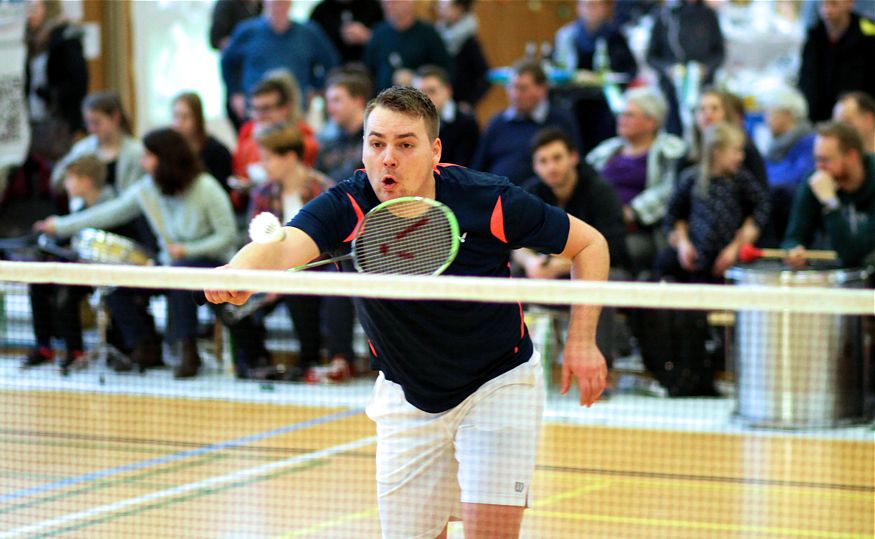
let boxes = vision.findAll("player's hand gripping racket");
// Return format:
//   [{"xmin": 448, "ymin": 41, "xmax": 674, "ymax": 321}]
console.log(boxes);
[{"xmin": 195, "ymin": 196, "xmax": 460, "ymax": 311}]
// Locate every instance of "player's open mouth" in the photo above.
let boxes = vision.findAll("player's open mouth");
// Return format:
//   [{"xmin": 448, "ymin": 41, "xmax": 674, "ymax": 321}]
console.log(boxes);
[{"xmin": 381, "ymin": 176, "xmax": 397, "ymax": 189}]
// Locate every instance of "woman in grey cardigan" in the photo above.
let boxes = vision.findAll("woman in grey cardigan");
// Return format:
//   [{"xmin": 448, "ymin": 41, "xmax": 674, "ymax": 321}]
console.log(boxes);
[
  {"xmin": 587, "ymin": 87, "xmax": 686, "ymax": 276},
  {"xmin": 37, "ymin": 128, "xmax": 237, "ymax": 378},
  {"xmin": 51, "ymin": 91, "xmax": 144, "ymax": 196}
]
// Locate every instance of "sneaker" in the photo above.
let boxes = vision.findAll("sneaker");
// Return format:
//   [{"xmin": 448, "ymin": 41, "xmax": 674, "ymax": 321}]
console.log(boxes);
[
  {"xmin": 302, "ymin": 366, "xmax": 327, "ymax": 384},
  {"xmin": 325, "ymin": 356, "xmax": 352, "ymax": 384},
  {"xmin": 21, "ymin": 348, "xmax": 53, "ymax": 368},
  {"xmin": 60, "ymin": 350, "xmax": 87, "ymax": 376}
]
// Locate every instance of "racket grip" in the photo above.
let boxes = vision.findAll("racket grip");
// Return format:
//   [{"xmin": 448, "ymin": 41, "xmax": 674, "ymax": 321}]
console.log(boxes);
[{"xmin": 192, "ymin": 290, "xmax": 207, "ymax": 306}]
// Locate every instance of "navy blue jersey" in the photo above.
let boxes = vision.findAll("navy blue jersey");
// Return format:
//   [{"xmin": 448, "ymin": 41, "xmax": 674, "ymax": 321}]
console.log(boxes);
[{"xmin": 289, "ymin": 165, "xmax": 570, "ymax": 412}]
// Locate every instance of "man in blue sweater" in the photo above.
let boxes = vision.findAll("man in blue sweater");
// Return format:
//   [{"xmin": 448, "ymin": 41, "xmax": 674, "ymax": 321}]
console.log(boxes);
[
  {"xmin": 473, "ymin": 59, "xmax": 581, "ymax": 185},
  {"xmin": 221, "ymin": 0, "xmax": 339, "ymax": 122}
]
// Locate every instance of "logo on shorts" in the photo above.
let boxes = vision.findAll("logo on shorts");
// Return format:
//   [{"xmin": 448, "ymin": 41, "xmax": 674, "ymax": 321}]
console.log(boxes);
[{"xmin": 514, "ymin": 482, "xmax": 525, "ymax": 493}]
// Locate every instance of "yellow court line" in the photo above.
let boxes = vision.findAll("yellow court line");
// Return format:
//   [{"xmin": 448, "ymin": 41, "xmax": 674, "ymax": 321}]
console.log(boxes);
[
  {"xmin": 526, "ymin": 510, "xmax": 871, "ymax": 539},
  {"xmin": 534, "ymin": 470, "xmax": 873, "ymax": 501},
  {"xmin": 275, "ymin": 507, "xmax": 379, "ymax": 538},
  {"xmin": 532, "ymin": 480, "xmax": 613, "ymax": 508}
]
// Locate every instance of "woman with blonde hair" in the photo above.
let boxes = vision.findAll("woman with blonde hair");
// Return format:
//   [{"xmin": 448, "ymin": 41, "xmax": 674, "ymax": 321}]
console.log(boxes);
[{"xmin": 657, "ymin": 122, "xmax": 770, "ymax": 283}]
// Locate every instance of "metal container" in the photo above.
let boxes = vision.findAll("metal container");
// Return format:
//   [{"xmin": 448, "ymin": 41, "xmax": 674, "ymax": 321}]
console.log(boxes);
[{"xmin": 725, "ymin": 262, "xmax": 872, "ymax": 428}]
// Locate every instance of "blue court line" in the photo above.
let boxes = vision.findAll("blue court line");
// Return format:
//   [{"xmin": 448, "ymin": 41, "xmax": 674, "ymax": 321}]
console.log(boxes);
[{"xmin": 0, "ymin": 407, "xmax": 362, "ymax": 504}]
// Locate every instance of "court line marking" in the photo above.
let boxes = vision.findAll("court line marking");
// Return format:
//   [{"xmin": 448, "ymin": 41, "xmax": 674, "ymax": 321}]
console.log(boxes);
[
  {"xmin": 526, "ymin": 509, "xmax": 869, "ymax": 538},
  {"xmin": 0, "ymin": 434, "xmax": 377, "ymax": 538},
  {"xmin": 275, "ymin": 507, "xmax": 380, "ymax": 538},
  {"xmin": 0, "ymin": 407, "xmax": 362, "ymax": 504}
]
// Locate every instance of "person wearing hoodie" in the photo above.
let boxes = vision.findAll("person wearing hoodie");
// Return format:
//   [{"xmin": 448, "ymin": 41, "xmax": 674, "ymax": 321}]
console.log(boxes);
[{"xmin": 586, "ymin": 87, "xmax": 685, "ymax": 276}]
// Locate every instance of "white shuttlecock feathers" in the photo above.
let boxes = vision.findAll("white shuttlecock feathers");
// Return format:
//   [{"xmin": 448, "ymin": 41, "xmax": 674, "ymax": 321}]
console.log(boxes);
[{"xmin": 249, "ymin": 212, "xmax": 285, "ymax": 244}]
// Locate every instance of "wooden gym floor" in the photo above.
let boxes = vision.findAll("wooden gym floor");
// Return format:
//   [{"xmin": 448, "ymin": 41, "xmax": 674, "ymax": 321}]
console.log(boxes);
[{"xmin": 0, "ymin": 389, "xmax": 871, "ymax": 538}]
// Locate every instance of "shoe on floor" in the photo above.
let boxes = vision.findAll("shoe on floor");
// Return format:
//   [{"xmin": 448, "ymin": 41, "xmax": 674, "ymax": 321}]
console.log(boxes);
[
  {"xmin": 21, "ymin": 347, "xmax": 53, "ymax": 368},
  {"xmin": 60, "ymin": 350, "xmax": 87, "ymax": 376}
]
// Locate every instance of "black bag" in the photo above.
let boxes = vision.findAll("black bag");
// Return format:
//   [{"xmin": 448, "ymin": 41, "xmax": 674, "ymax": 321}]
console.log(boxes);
[{"xmin": 636, "ymin": 308, "xmax": 718, "ymax": 397}]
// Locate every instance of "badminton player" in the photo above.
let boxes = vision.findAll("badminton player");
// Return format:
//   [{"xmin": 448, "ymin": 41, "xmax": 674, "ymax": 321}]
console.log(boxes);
[{"xmin": 205, "ymin": 86, "xmax": 609, "ymax": 538}]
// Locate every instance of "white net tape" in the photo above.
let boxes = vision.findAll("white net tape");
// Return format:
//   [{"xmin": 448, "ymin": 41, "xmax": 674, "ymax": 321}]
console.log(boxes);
[{"xmin": 0, "ymin": 261, "xmax": 871, "ymax": 315}]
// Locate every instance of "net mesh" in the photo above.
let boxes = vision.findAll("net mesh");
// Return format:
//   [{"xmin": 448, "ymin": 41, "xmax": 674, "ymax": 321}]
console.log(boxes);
[{"xmin": 0, "ymin": 260, "xmax": 871, "ymax": 538}]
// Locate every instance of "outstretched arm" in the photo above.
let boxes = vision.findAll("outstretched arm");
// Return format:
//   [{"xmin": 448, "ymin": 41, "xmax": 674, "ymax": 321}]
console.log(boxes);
[
  {"xmin": 203, "ymin": 226, "xmax": 321, "ymax": 305},
  {"xmin": 556, "ymin": 214, "xmax": 610, "ymax": 407}
]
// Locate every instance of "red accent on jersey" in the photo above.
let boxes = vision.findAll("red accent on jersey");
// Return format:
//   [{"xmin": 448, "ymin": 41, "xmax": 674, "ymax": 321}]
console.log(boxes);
[
  {"xmin": 368, "ymin": 339, "xmax": 378, "ymax": 357},
  {"xmin": 490, "ymin": 196, "xmax": 508, "ymax": 243},
  {"xmin": 342, "ymin": 193, "xmax": 365, "ymax": 243},
  {"xmin": 434, "ymin": 163, "xmax": 464, "ymax": 175}
]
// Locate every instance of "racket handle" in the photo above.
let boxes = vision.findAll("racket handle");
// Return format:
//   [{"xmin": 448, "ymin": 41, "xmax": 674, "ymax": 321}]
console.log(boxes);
[
  {"xmin": 758, "ymin": 248, "xmax": 838, "ymax": 261},
  {"xmin": 192, "ymin": 290, "xmax": 207, "ymax": 306}
]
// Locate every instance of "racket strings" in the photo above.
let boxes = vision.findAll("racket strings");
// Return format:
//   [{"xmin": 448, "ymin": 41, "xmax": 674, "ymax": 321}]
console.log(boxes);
[{"xmin": 355, "ymin": 200, "xmax": 457, "ymax": 275}]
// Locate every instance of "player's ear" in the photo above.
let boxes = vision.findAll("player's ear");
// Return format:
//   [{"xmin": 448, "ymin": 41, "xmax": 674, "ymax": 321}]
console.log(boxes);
[{"xmin": 432, "ymin": 137, "xmax": 442, "ymax": 166}]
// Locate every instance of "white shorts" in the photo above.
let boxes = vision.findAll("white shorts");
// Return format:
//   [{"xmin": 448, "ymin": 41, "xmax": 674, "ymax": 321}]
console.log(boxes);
[{"xmin": 365, "ymin": 353, "xmax": 545, "ymax": 539}]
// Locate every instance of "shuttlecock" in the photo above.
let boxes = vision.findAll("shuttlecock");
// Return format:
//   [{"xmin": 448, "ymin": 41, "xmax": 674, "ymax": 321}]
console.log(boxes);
[{"xmin": 249, "ymin": 212, "xmax": 285, "ymax": 243}]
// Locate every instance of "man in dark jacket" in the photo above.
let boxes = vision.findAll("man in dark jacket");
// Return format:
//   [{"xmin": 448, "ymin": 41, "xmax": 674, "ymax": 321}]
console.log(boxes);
[
  {"xmin": 414, "ymin": 65, "xmax": 480, "ymax": 167},
  {"xmin": 799, "ymin": 0, "xmax": 875, "ymax": 123}
]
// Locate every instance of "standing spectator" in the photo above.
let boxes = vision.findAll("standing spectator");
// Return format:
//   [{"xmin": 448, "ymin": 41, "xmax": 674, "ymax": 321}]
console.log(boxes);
[
  {"xmin": 414, "ymin": 65, "xmax": 480, "ymax": 167},
  {"xmin": 646, "ymin": 0, "xmax": 725, "ymax": 137},
  {"xmin": 221, "ymin": 0, "xmax": 339, "ymax": 123},
  {"xmin": 309, "ymin": 0, "xmax": 383, "ymax": 64},
  {"xmin": 833, "ymin": 91, "xmax": 875, "ymax": 154},
  {"xmin": 473, "ymin": 59, "xmax": 580, "ymax": 185},
  {"xmin": 554, "ymin": 0, "xmax": 637, "ymax": 152},
  {"xmin": 657, "ymin": 122, "xmax": 769, "ymax": 283},
  {"xmin": 761, "ymin": 85, "xmax": 816, "ymax": 246},
  {"xmin": 783, "ymin": 121, "xmax": 875, "ymax": 269},
  {"xmin": 587, "ymin": 87, "xmax": 685, "ymax": 276},
  {"xmin": 171, "ymin": 92, "xmax": 233, "ymax": 193},
  {"xmin": 37, "ymin": 128, "xmax": 238, "ymax": 378},
  {"xmin": 209, "ymin": 0, "xmax": 262, "ymax": 131},
  {"xmin": 316, "ymin": 69, "xmax": 370, "ymax": 183},
  {"xmin": 363, "ymin": 0, "xmax": 452, "ymax": 91},
  {"xmin": 25, "ymin": 0, "xmax": 88, "ymax": 161},
  {"xmin": 799, "ymin": 0, "xmax": 875, "ymax": 123},
  {"xmin": 434, "ymin": 0, "xmax": 490, "ymax": 110}
]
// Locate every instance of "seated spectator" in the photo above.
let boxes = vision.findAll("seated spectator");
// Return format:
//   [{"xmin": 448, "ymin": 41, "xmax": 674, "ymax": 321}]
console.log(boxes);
[
  {"xmin": 37, "ymin": 128, "xmax": 237, "ymax": 378},
  {"xmin": 229, "ymin": 123, "xmax": 338, "ymax": 381},
  {"xmin": 783, "ymin": 121, "xmax": 875, "ymax": 269},
  {"xmin": 516, "ymin": 128, "xmax": 629, "ymax": 367},
  {"xmin": 309, "ymin": 0, "xmax": 383, "ymax": 64},
  {"xmin": 232, "ymin": 71, "xmax": 319, "ymax": 211},
  {"xmin": 656, "ymin": 122, "xmax": 769, "ymax": 283},
  {"xmin": 833, "ymin": 91, "xmax": 875, "ymax": 154},
  {"xmin": 22, "ymin": 155, "xmax": 119, "ymax": 373},
  {"xmin": 51, "ymin": 91, "xmax": 144, "ymax": 197},
  {"xmin": 587, "ymin": 86, "xmax": 685, "ymax": 275},
  {"xmin": 678, "ymin": 88, "xmax": 768, "ymax": 187},
  {"xmin": 434, "ymin": 0, "xmax": 490, "ymax": 110},
  {"xmin": 414, "ymin": 65, "xmax": 480, "ymax": 167},
  {"xmin": 473, "ymin": 59, "xmax": 581, "ymax": 185},
  {"xmin": 761, "ymin": 85, "xmax": 816, "ymax": 245},
  {"xmin": 171, "ymin": 92, "xmax": 233, "ymax": 192},
  {"xmin": 554, "ymin": 0, "xmax": 638, "ymax": 152},
  {"xmin": 220, "ymin": 0, "xmax": 339, "ymax": 122},
  {"xmin": 364, "ymin": 0, "xmax": 452, "ymax": 91},
  {"xmin": 316, "ymin": 68, "xmax": 371, "ymax": 181}
]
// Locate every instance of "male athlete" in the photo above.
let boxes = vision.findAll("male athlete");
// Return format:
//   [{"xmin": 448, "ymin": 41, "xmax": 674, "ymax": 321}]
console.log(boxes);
[{"xmin": 204, "ymin": 87, "xmax": 609, "ymax": 539}]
